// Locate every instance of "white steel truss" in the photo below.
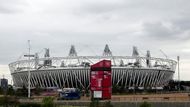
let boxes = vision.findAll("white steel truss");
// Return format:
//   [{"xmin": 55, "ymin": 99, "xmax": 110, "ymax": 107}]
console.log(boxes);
[
  {"xmin": 9, "ymin": 54, "xmax": 176, "ymax": 89},
  {"xmin": 11, "ymin": 67, "xmax": 174, "ymax": 89}
]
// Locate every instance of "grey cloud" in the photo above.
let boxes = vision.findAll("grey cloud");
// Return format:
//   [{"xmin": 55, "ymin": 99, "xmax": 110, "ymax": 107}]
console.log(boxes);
[
  {"xmin": 76, "ymin": 0, "xmax": 190, "ymax": 17},
  {"xmin": 0, "ymin": 0, "xmax": 27, "ymax": 13},
  {"xmin": 0, "ymin": 6, "xmax": 15, "ymax": 13},
  {"xmin": 142, "ymin": 22, "xmax": 178, "ymax": 38},
  {"xmin": 79, "ymin": 1, "xmax": 123, "ymax": 14},
  {"xmin": 142, "ymin": 21, "xmax": 190, "ymax": 41},
  {"xmin": 175, "ymin": 19, "xmax": 190, "ymax": 31}
]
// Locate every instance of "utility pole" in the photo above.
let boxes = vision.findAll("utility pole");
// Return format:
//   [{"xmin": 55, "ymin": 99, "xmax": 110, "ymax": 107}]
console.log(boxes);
[
  {"xmin": 28, "ymin": 40, "xmax": 31, "ymax": 98},
  {"xmin": 177, "ymin": 56, "xmax": 180, "ymax": 91},
  {"xmin": 24, "ymin": 40, "xmax": 35, "ymax": 98}
]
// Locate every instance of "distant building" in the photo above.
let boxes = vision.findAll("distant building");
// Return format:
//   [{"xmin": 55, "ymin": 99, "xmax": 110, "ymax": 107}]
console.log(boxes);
[{"xmin": 0, "ymin": 78, "xmax": 8, "ymax": 91}]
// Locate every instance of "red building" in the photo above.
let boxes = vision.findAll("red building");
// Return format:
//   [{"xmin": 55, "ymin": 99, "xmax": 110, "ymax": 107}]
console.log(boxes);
[{"xmin": 90, "ymin": 60, "xmax": 112, "ymax": 99}]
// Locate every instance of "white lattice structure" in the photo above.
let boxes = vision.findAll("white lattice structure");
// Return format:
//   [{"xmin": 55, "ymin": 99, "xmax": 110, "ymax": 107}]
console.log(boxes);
[{"xmin": 9, "ymin": 45, "xmax": 177, "ymax": 89}]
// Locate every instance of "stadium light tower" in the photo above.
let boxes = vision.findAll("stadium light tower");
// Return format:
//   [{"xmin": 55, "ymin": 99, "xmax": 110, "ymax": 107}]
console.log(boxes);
[{"xmin": 103, "ymin": 44, "xmax": 112, "ymax": 56}]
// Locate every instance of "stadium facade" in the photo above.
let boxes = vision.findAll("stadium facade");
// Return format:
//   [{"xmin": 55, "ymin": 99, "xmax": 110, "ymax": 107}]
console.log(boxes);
[{"xmin": 9, "ymin": 45, "xmax": 177, "ymax": 89}]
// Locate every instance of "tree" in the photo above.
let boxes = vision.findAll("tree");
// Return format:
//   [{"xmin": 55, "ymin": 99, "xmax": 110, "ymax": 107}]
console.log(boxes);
[
  {"xmin": 0, "ymin": 87, "xmax": 3, "ymax": 95},
  {"xmin": 15, "ymin": 85, "xmax": 28, "ymax": 97},
  {"xmin": 7, "ymin": 85, "xmax": 15, "ymax": 96}
]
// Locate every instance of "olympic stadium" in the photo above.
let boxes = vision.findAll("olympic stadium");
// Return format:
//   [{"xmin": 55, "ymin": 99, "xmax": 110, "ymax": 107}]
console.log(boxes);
[{"xmin": 9, "ymin": 45, "xmax": 177, "ymax": 90}]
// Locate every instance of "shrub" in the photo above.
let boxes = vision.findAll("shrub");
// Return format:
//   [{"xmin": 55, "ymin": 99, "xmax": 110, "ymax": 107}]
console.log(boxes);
[
  {"xmin": 15, "ymin": 85, "xmax": 28, "ymax": 97},
  {"xmin": 0, "ymin": 96, "xmax": 19, "ymax": 106},
  {"xmin": 89, "ymin": 99, "xmax": 99, "ymax": 107},
  {"xmin": 0, "ymin": 96, "xmax": 8, "ymax": 106},
  {"xmin": 104, "ymin": 101, "xmax": 113, "ymax": 107},
  {"xmin": 140, "ymin": 102, "xmax": 152, "ymax": 107},
  {"xmin": 41, "ymin": 97, "xmax": 55, "ymax": 107}
]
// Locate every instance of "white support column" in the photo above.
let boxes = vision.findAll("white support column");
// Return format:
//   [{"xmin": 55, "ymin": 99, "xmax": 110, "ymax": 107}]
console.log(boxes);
[
  {"xmin": 117, "ymin": 70, "xmax": 121, "ymax": 85},
  {"xmin": 158, "ymin": 73, "xmax": 165, "ymax": 86},
  {"xmin": 121, "ymin": 70, "xmax": 125, "ymax": 86},
  {"xmin": 142, "ymin": 72, "xmax": 148, "ymax": 87},
  {"xmin": 12, "ymin": 76, "xmax": 17, "ymax": 86},
  {"xmin": 82, "ymin": 70, "xmax": 86, "ymax": 88},
  {"xmin": 136, "ymin": 71, "xmax": 140, "ymax": 86},
  {"xmin": 133, "ymin": 70, "xmax": 137, "ymax": 86},
  {"xmin": 46, "ymin": 72, "xmax": 51, "ymax": 87},
  {"xmin": 43, "ymin": 74, "xmax": 48, "ymax": 88},
  {"xmin": 40, "ymin": 73, "xmax": 46, "ymax": 88},
  {"xmin": 16, "ymin": 75, "xmax": 22, "ymax": 87},
  {"xmin": 50, "ymin": 72, "xmax": 56, "ymax": 87},
  {"xmin": 74, "ymin": 71, "xmax": 78, "ymax": 88},
  {"xmin": 146, "ymin": 71, "xmax": 152, "ymax": 87},
  {"xmin": 58, "ymin": 71, "xmax": 62, "ymax": 88},
  {"xmin": 151, "ymin": 71, "xmax": 158, "ymax": 87},
  {"xmin": 35, "ymin": 73, "xmax": 41, "ymax": 87},
  {"xmin": 30, "ymin": 74, "xmax": 35, "ymax": 87},
  {"xmin": 139, "ymin": 72, "xmax": 144, "ymax": 86},
  {"xmin": 66, "ymin": 71, "xmax": 70, "ymax": 87},
  {"xmin": 158, "ymin": 71, "xmax": 163, "ymax": 86},
  {"xmin": 23, "ymin": 74, "xmax": 28, "ymax": 86},
  {"xmin": 150, "ymin": 71, "xmax": 156, "ymax": 87},
  {"xmin": 34, "ymin": 73, "xmax": 39, "ymax": 87},
  {"xmin": 116, "ymin": 70, "xmax": 127, "ymax": 86},
  {"xmin": 61, "ymin": 72, "xmax": 66, "ymax": 88},
  {"xmin": 124, "ymin": 70, "xmax": 129, "ymax": 88},
  {"xmin": 71, "ymin": 70, "xmax": 85, "ymax": 89},
  {"xmin": 69, "ymin": 72, "xmax": 74, "ymax": 88},
  {"xmin": 128, "ymin": 70, "xmax": 132, "ymax": 87},
  {"xmin": 49, "ymin": 72, "xmax": 59, "ymax": 87},
  {"xmin": 86, "ymin": 69, "xmax": 89, "ymax": 87},
  {"xmin": 155, "ymin": 71, "xmax": 162, "ymax": 86},
  {"xmin": 148, "ymin": 71, "xmax": 154, "ymax": 87},
  {"xmin": 112, "ymin": 69, "xmax": 115, "ymax": 84}
]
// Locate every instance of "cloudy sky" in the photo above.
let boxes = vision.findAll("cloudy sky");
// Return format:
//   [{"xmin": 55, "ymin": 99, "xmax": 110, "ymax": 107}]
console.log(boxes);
[{"xmin": 0, "ymin": 0, "xmax": 190, "ymax": 84}]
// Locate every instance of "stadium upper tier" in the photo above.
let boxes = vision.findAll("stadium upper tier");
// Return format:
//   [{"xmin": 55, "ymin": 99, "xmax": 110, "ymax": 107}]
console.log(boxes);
[
  {"xmin": 9, "ymin": 45, "xmax": 177, "ymax": 88},
  {"xmin": 9, "ymin": 55, "xmax": 177, "ymax": 73}
]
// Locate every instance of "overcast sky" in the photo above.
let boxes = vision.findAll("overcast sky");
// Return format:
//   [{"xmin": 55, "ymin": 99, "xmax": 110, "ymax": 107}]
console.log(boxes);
[{"xmin": 0, "ymin": 0, "xmax": 190, "ymax": 84}]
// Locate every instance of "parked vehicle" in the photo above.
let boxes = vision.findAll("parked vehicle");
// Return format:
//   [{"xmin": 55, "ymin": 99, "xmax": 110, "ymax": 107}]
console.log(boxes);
[{"xmin": 58, "ymin": 88, "xmax": 80, "ymax": 100}]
